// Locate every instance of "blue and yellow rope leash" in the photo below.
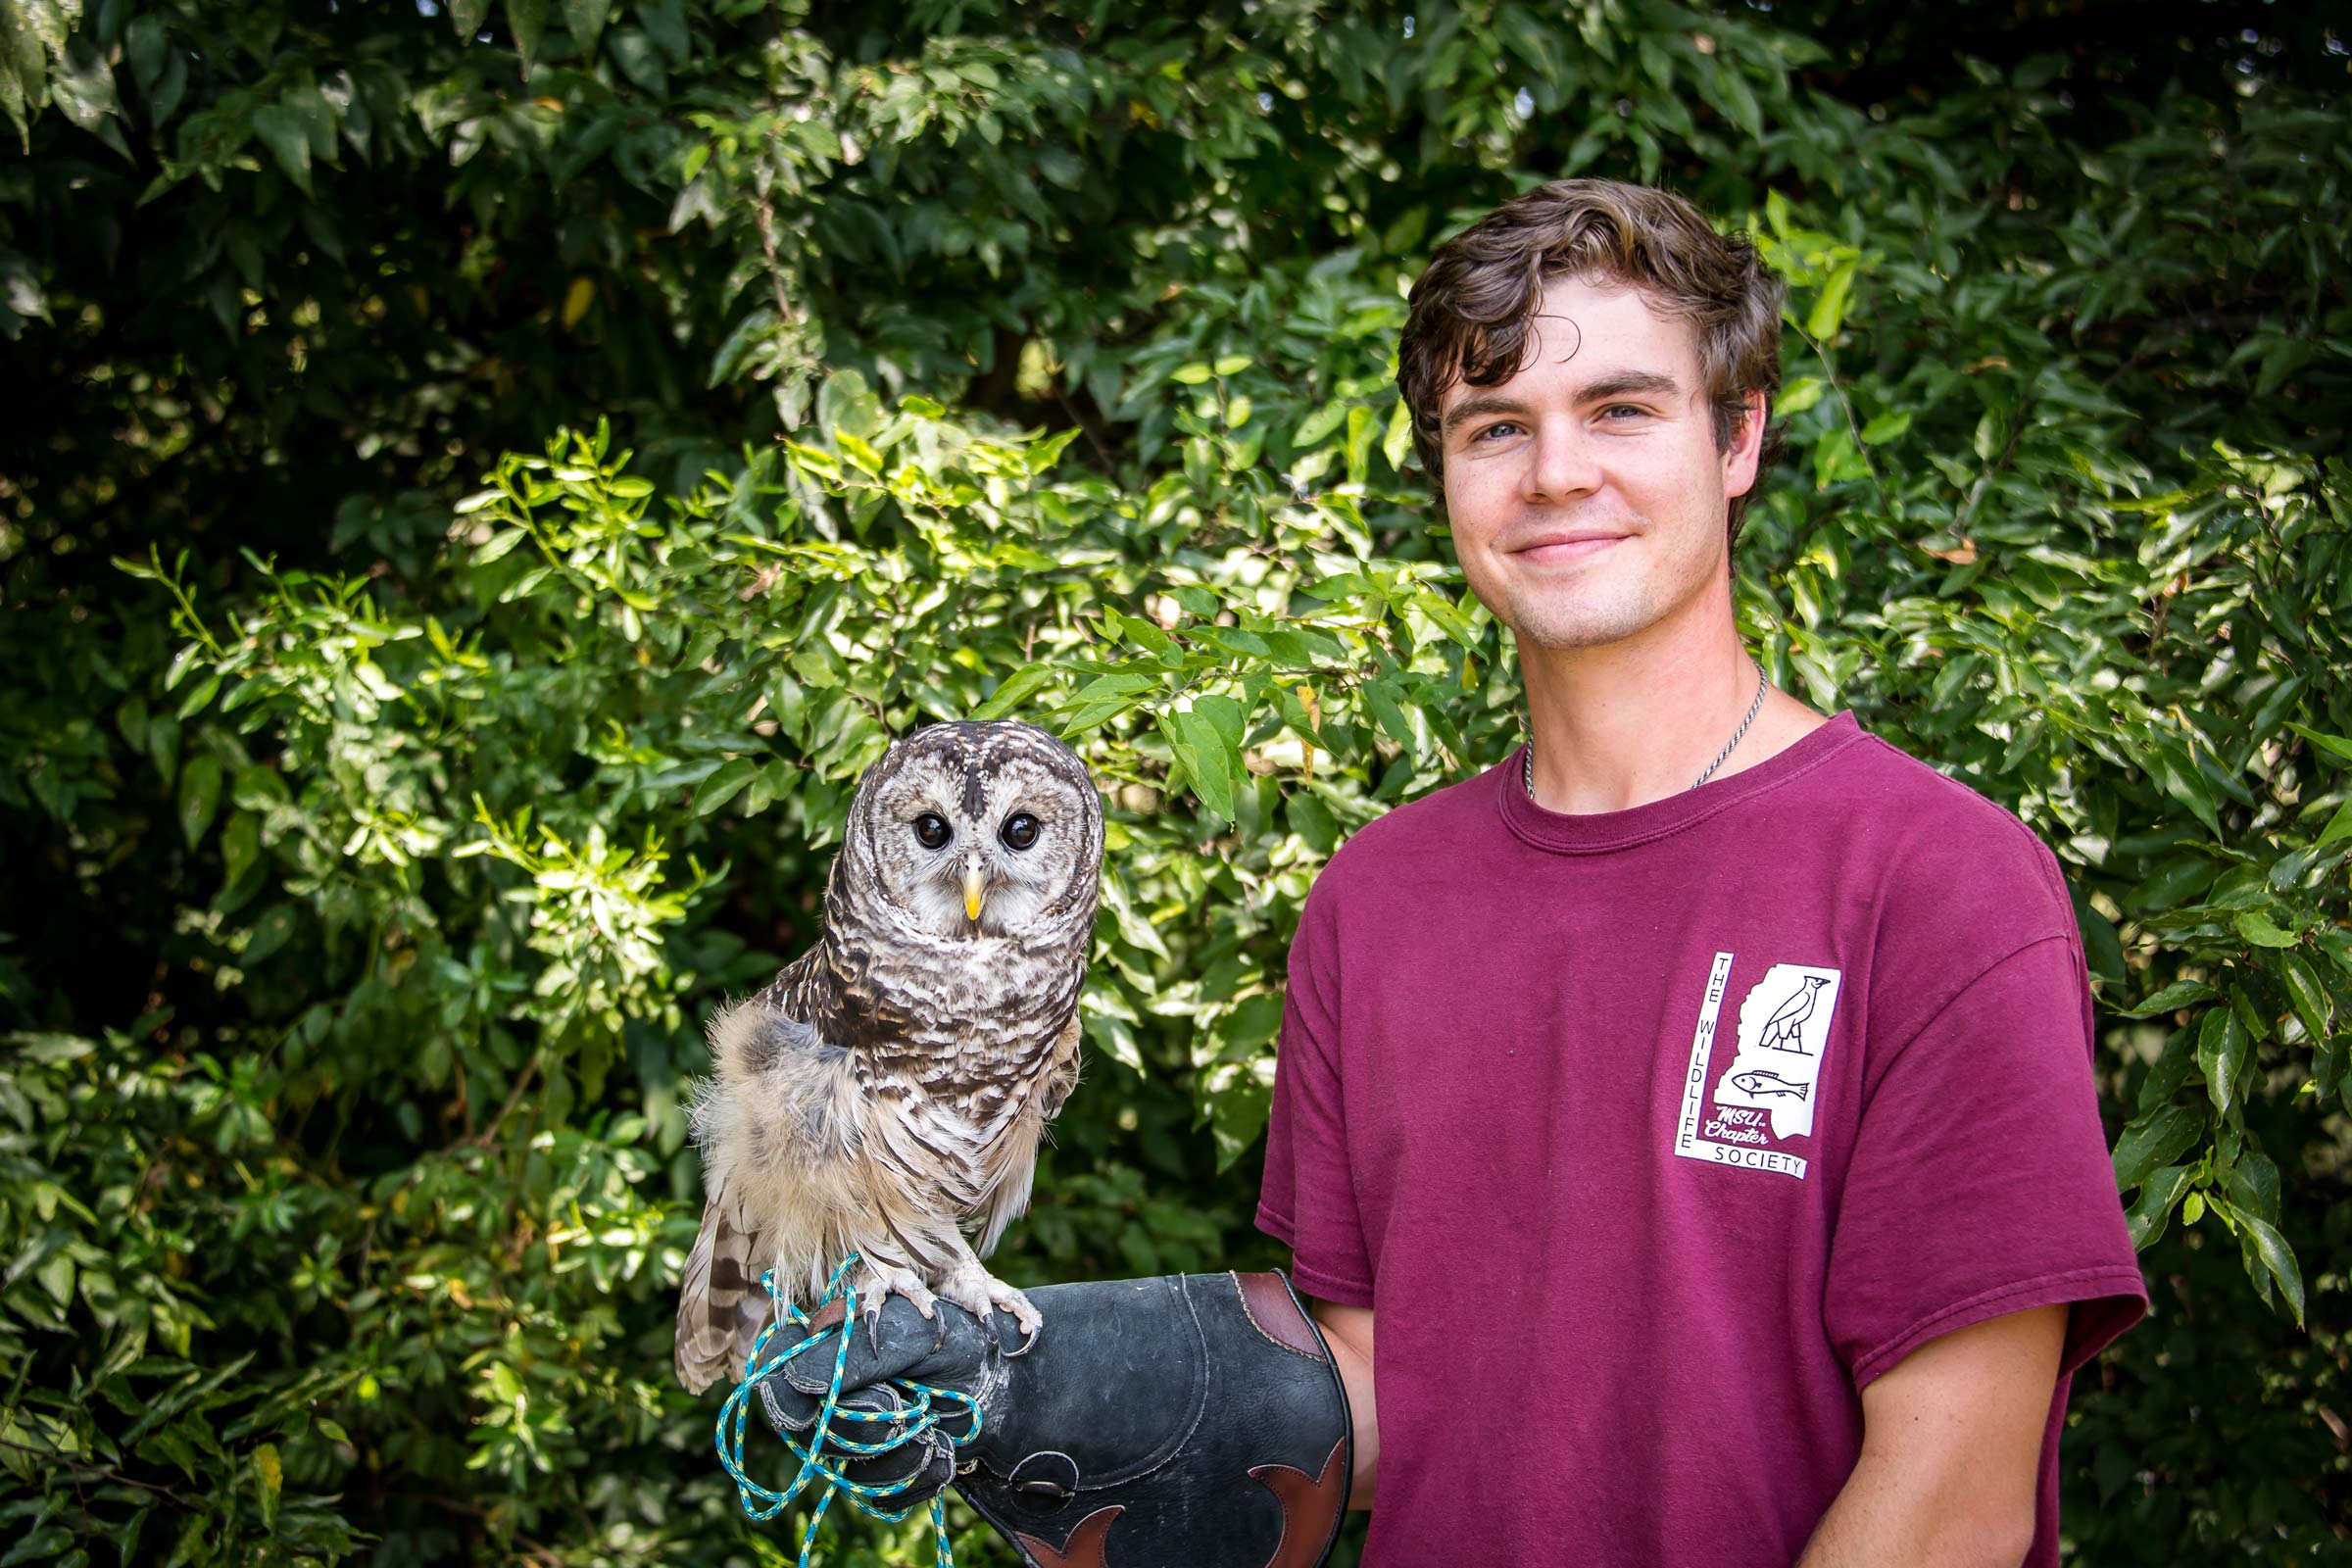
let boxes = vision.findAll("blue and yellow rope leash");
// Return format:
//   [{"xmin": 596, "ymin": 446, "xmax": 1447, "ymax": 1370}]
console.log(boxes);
[{"xmin": 713, "ymin": 1252, "xmax": 983, "ymax": 1568}]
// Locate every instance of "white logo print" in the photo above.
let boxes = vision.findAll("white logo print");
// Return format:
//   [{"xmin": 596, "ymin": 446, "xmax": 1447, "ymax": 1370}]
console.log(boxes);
[{"xmin": 1673, "ymin": 955, "xmax": 1843, "ymax": 1181}]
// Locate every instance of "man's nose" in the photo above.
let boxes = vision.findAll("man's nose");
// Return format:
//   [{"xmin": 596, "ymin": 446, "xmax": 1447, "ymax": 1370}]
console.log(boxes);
[{"xmin": 1520, "ymin": 418, "xmax": 1602, "ymax": 504}]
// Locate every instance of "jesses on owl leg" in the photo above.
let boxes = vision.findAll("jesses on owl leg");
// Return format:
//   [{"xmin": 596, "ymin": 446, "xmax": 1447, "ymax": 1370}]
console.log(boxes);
[{"xmin": 933, "ymin": 1235, "xmax": 1044, "ymax": 1353}]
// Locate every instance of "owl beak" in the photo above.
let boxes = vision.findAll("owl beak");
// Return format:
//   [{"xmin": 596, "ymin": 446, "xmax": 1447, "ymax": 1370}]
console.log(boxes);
[{"xmin": 963, "ymin": 861, "xmax": 986, "ymax": 923}]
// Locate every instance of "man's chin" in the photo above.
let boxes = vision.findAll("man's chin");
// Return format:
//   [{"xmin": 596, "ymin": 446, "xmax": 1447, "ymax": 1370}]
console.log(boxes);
[{"xmin": 1503, "ymin": 600, "xmax": 1651, "ymax": 653}]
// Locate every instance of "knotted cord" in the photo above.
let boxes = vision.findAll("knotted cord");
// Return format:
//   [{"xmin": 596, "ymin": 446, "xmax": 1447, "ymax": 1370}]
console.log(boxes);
[{"xmin": 713, "ymin": 1252, "xmax": 982, "ymax": 1568}]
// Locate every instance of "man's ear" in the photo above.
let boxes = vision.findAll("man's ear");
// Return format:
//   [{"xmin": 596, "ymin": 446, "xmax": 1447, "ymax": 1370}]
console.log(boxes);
[{"xmin": 1724, "ymin": 389, "xmax": 1768, "ymax": 499}]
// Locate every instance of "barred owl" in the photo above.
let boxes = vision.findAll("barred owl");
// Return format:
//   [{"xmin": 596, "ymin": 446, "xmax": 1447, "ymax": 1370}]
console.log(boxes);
[{"xmin": 673, "ymin": 720, "xmax": 1104, "ymax": 1395}]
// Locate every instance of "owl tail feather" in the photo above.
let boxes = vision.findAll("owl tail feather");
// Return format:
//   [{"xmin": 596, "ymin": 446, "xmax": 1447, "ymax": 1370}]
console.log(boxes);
[{"xmin": 675, "ymin": 1199, "xmax": 771, "ymax": 1395}]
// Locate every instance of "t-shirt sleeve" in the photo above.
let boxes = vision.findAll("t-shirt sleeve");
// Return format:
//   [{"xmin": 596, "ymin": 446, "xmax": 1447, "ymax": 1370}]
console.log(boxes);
[
  {"xmin": 1825, "ymin": 928, "xmax": 2148, "ymax": 1388},
  {"xmin": 1255, "ymin": 879, "xmax": 1375, "ymax": 1308}
]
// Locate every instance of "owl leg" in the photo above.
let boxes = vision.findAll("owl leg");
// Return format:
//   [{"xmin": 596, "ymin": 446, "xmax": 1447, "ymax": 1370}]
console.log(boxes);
[
  {"xmin": 850, "ymin": 1254, "xmax": 938, "ymax": 1355},
  {"xmin": 934, "ymin": 1251, "xmax": 1044, "ymax": 1353}
]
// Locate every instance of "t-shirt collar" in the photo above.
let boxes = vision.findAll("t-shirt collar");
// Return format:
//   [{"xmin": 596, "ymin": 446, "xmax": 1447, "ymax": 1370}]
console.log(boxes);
[{"xmin": 1496, "ymin": 710, "xmax": 1865, "ymax": 855}]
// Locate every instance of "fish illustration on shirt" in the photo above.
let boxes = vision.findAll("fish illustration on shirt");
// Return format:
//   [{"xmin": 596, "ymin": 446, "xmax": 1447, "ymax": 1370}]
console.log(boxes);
[{"xmin": 1730, "ymin": 1069, "xmax": 1810, "ymax": 1102}]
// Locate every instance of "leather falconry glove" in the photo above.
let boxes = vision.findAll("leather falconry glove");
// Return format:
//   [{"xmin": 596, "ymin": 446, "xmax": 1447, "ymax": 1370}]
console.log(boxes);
[{"xmin": 760, "ymin": 1270, "xmax": 1352, "ymax": 1568}]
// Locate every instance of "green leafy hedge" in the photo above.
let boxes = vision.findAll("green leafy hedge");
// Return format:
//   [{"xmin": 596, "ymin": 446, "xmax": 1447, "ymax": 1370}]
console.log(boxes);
[{"xmin": 3, "ymin": 2, "xmax": 2347, "ymax": 1562}]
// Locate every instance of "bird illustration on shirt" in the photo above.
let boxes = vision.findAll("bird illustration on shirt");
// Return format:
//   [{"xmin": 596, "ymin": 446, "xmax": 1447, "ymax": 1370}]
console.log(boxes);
[{"xmin": 1757, "ymin": 975, "xmax": 1832, "ymax": 1054}]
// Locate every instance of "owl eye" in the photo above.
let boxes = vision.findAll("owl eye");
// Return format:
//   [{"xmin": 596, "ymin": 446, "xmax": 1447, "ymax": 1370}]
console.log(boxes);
[
  {"xmin": 912, "ymin": 813, "xmax": 953, "ymax": 850},
  {"xmin": 1000, "ymin": 812, "xmax": 1040, "ymax": 851}
]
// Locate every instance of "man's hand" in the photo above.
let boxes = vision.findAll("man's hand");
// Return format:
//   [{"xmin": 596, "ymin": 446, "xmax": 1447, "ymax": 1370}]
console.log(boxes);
[
  {"xmin": 757, "ymin": 1292, "xmax": 995, "ymax": 1507},
  {"xmin": 1312, "ymin": 1300, "xmax": 1379, "ymax": 1510},
  {"xmin": 1796, "ymin": 1305, "xmax": 2067, "ymax": 1568}
]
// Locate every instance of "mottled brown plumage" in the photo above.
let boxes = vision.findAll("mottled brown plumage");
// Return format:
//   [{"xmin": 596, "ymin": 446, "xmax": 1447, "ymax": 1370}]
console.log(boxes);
[{"xmin": 673, "ymin": 721, "xmax": 1102, "ymax": 1394}]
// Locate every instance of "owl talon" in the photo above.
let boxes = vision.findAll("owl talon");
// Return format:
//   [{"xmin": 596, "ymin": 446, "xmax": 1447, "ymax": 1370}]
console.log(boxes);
[
  {"xmin": 851, "ymin": 1264, "xmax": 938, "ymax": 1356},
  {"xmin": 937, "ymin": 1266, "xmax": 1044, "ymax": 1351}
]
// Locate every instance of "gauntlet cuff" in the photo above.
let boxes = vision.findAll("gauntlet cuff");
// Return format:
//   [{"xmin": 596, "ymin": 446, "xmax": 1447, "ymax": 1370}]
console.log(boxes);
[{"xmin": 959, "ymin": 1270, "xmax": 1351, "ymax": 1568}]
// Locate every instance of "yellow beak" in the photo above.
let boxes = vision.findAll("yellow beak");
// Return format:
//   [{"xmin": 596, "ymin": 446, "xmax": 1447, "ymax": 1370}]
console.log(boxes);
[{"xmin": 963, "ymin": 863, "xmax": 986, "ymax": 923}]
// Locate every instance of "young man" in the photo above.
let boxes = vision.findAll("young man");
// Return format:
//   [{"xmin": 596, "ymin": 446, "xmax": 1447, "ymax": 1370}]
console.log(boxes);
[
  {"xmin": 757, "ymin": 180, "xmax": 2144, "ymax": 1568},
  {"xmin": 1255, "ymin": 178, "xmax": 2146, "ymax": 1563}
]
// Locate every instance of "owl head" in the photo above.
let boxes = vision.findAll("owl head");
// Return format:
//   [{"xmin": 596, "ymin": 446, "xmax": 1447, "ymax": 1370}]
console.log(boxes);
[{"xmin": 839, "ymin": 720, "xmax": 1104, "ymax": 941}]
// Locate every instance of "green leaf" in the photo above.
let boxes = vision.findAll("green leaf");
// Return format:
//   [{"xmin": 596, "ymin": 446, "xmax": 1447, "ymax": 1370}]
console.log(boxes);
[
  {"xmin": 1286, "ymin": 788, "xmax": 1338, "ymax": 854},
  {"xmin": 1857, "ymin": 408, "xmax": 1912, "ymax": 444},
  {"xmin": 2196, "ymin": 1006, "xmax": 2249, "ymax": 1116},
  {"xmin": 2285, "ymin": 721, "xmax": 2352, "ymax": 765},
  {"xmin": 2, "ymin": 1528, "xmax": 74, "ymax": 1567},
  {"xmin": 2233, "ymin": 909, "xmax": 2297, "ymax": 949},
  {"xmin": 2316, "ymin": 797, "xmax": 2352, "ymax": 847},
  {"xmin": 2125, "ymin": 1164, "xmax": 2193, "ymax": 1250},
  {"xmin": 2144, "ymin": 736, "xmax": 2223, "ymax": 836},
  {"xmin": 1774, "ymin": 377, "xmax": 1826, "ymax": 417},
  {"xmin": 971, "ymin": 663, "xmax": 1059, "ymax": 721},
  {"xmin": 220, "ymin": 810, "xmax": 261, "ymax": 894},
  {"xmin": 2216, "ymin": 1200, "xmax": 2305, "ymax": 1327},
  {"xmin": 1343, "ymin": 404, "xmax": 1375, "ymax": 484},
  {"xmin": 1171, "ymin": 362, "xmax": 1212, "ymax": 385},
  {"xmin": 178, "ymin": 755, "xmax": 223, "ymax": 848},
  {"xmin": 693, "ymin": 757, "xmax": 760, "ymax": 816},
  {"xmin": 1101, "ymin": 608, "xmax": 1171, "ymax": 657},
  {"xmin": 2316, "ymin": 1032, "xmax": 2349, "ymax": 1101},
  {"xmin": 746, "ymin": 761, "xmax": 797, "ymax": 816},
  {"xmin": 449, "ymin": 0, "xmax": 493, "ymax": 36},
  {"xmin": 508, "ymin": 0, "xmax": 549, "ymax": 67},
  {"xmin": 251, "ymin": 103, "xmax": 313, "ymax": 193},
  {"xmin": 2226, "ymin": 1146, "xmax": 2280, "ymax": 1226},
  {"xmin": 244, "ymin": 905, "xmax": 297, "ymax": 964},
  {"xmin": 563, "ymin": 0, "xmax": 612, "ymax": 53},
  {"xmin": 1156, "ymin": 705, "xmax": 1202, "ymax": 794},
  {"xmin": 1805, "ymin": 259, "xmax": 1857, "ymax": 340},
  {"xmin": 2110, "ymin": 1102, "xmax": 2201, "ymax": 1190},
  {"xmin": 474, "ymin": 526, "xmax": 529, "ymax": 565},
  {"xmin": 1191, "ymin": 692, "xmax": 1245, "ymax": 750},
  {"xmin": 35, "ymin": 1249, "xmax": 74, "ymax": 1306},
  {"xmin": 1293, "ymin": 400, "xmax": 1348, "ymax": 448},
  {"xmin": 2118, "ymin": 978, "xmax": 2218, "ymax": 1018},
  {"xmin": 1360, "ymin": 678, "xmax": 1416, "ymax": 760},
  {"xmin": 51, "ymin": 35, "xmax": 122, "ymax": 134},
  {"xmin": 126, "ymin": 15, "xmax": 168, "ymax": 94},
  {"xmin": 1169, "ymin": 707, "xmax": 1236, "ymax": 820},
  {"xmin": 1382, "ymin": 398, "xmax": 1414, "ymax": 472},
  {"xmin": 2278, "ymin": 954, "xmax": 2331, "ymax": 1045},
  {"xmin": 2136, "ymin": 1024, "xmax": 2197, "ymax": 1113}
]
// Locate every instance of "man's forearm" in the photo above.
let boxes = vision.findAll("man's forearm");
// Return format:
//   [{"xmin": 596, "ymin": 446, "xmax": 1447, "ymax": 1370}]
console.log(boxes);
[{"xmin": 1310, "ymin": 1300, "xmax": 1378, "ymax": 1509}]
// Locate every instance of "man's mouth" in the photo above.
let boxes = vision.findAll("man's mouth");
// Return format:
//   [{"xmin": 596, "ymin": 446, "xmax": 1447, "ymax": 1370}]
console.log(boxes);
[{"xmin": 1512, "ymin": 533, "xmax": 1630, "ymax": 564}]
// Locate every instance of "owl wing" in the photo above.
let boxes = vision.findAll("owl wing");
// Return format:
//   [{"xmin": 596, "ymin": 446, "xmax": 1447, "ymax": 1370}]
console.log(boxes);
[
  {"xmin": 1036, "ymin": 1004, "xmax": 1083, "ymax": 1122},
  {"xmin": 673, "ymin": 1179, "xmax": 768, "ymax": 1395},
  {"xmin": 675, "ymin": 949, "xmax": 864, "ymax": 1395},
  {"xmin": 972, "ymin": 1007, "xmax": 1082, "ymax": 1259}
]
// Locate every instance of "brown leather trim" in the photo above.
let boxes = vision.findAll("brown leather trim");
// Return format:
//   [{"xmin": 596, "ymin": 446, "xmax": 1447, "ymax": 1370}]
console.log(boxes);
[
  {"xmin": 1231, "ymin": 1271, "xmax": 1329, "ymax": 1362},
  {"xmin": 1250, "ymin": 1438, "xmax": 1348, "ymax": 1568},
  {"xmin": 806, "ymin": 1298, "xmax": 848, "ymax": 1334},
  {"xmin": 1013, "ymin": 1503, "xmax": 1123, "ymax": 1568}
]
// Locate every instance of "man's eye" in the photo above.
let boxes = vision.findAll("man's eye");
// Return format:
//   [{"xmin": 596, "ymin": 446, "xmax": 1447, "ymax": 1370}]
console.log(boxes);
[
  {"xmin": 1476, "ymin": 421, "xmax": 1523, "ymax": 441},
  {"xmin": 1600, "ymin": 404, "xmax": 1647, "ymax": 420}
]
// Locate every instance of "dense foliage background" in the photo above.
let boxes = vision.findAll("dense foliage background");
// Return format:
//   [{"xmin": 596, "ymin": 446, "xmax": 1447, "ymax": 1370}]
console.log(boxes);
[{"xmin": 4, "ymin": 1, "xmax": 2349, "ymax": 1563}]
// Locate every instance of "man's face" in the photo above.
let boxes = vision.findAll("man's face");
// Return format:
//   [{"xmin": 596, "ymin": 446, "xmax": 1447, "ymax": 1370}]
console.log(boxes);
[{"xmin": 1435, "ymin": 273, "xmax": 1762, "ymax": 653}]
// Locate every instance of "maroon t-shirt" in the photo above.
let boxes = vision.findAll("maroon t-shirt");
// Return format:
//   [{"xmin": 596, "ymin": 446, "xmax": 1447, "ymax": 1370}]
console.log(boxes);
[{"xmin": 1257, "ymin": 711, "xmax": 2146, "ymax": 1565}]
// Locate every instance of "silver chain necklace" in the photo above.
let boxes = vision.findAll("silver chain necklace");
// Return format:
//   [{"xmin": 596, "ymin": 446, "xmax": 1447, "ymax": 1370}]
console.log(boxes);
[{"xmin": 1522, "ymin": 661, "xmax": 1770, "ymax": 803}]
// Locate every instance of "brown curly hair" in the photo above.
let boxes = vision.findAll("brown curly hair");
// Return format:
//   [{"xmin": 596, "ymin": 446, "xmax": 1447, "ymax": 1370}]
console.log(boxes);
[{"xmin": 1396, "ymin": 178, "xmax": 1787, "ymax": 546}]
